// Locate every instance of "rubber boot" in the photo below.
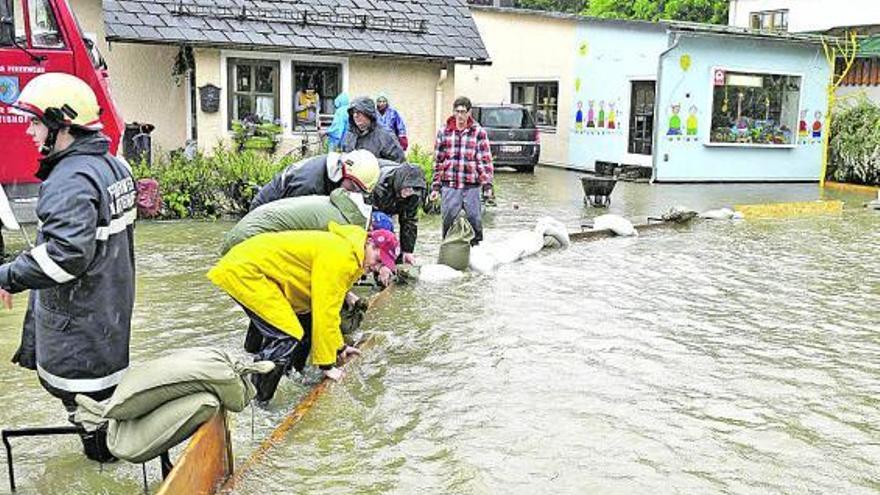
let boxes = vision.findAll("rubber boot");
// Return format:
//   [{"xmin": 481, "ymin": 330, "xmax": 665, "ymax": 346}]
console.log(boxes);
[
  {"xmin": 79, "ymin": 428, "xmax": 117, "ymax": 463},
  {"xmin": 251, "ymin": 362, "xmax": 285, "ymax": 404}
]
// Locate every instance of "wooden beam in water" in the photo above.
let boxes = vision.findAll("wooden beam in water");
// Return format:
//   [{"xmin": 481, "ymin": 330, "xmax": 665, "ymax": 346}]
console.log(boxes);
[
  {"xmin": 155, "ymin": 411, "xmax": 231, "ymax": 495},
  {"xmin": 569, "ymin": 219, "xmax": 691, "ymax": 242}
]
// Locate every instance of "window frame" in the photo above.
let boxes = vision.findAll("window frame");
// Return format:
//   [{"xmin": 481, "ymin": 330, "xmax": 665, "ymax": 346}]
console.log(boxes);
[
  {"xmin": 226, "ymin": 57, "xmax": 281, "ymax": 129},
  {"xmin": 705, "ymin": 66, "xmax": 803, "ymax": 149},
  {"xmin": 27, "ymin": 0, "xmax": 65, "ymax": 49},
  {"xmin": 749, "ymin": 9, "xmax": 789, "ymax": 32},
  {"xmin": 291, "ymin": 62, "xmax": 342, "ymax": 130},
  {"xmin": 510, "ymin": 80, "xmax": 559, "ymax": 131}
]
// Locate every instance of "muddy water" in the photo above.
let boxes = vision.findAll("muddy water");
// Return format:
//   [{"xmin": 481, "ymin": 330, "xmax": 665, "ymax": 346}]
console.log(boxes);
[{"xmin": 0, "ymin": 168, "xmax": 877, "ymax": 494}]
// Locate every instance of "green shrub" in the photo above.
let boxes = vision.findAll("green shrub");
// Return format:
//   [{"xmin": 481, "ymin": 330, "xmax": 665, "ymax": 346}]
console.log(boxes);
[
  {"xmin": 406, "ymin": 144, "xmax": 434, "ymax": 184},
  {"xmin": 828, "ymin": 96, "xmax": 880, "ymax": 186},
  {"xmin": 133, "ymin": 146, "xmax": 295, "ymax": 219}
]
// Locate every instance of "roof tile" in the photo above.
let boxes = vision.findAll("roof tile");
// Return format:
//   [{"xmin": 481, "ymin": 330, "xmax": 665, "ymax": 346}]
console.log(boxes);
[{"xmin": 105, "ymin": 0, "xmax": 487, "ymax": 61}]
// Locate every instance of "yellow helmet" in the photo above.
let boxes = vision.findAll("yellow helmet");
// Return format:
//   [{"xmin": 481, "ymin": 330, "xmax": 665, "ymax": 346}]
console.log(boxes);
[
  {"xmin": 341, "ymin": 149, "xmax": 380, "ymax": 193},
  {"xmin": 12, "ymin": 73, "xmax": 103, "ymax": 130}
]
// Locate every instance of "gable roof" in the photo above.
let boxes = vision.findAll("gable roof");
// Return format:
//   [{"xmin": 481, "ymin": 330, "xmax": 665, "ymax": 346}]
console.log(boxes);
[{"xmin": 103, "ymin": 0, "xmax": 490, "ymax": 63}]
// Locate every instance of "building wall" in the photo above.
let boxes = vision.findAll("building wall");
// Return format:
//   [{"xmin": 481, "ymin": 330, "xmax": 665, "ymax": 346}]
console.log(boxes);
[
  {"xmin": 192, "ymin": 49, "xmax": 451, "ymax": 155},
  {"xmin": 348, "ymin": 58, "xmax": 455, "ymax": 153},
  {"xmin": 69, "ymin": 0, "xmax": 188, "ymax": 152},
  {"xmin": 728, "ymin": 0, "xmax": 880, "ymax": 32},
  {"xmin": 567, "ymin": 22, "xmax": 669, "ymax": 170},
  {"xmin": 654, "ymin": 35, "xmax": 830, "ymax": 181},
  {"xmin": 457, "ymin": 10, "xmax": 577, "ymax": 166},
  {"xmin": 836, "ymin": 85, "xmax": 880, "ymax": 103}
]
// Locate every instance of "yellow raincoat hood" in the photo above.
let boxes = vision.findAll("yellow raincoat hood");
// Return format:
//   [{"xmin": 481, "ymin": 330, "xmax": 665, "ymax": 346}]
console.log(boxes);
[{"xmin": 208, "ymin": 222, "xmax": 366, "ymax": 366}]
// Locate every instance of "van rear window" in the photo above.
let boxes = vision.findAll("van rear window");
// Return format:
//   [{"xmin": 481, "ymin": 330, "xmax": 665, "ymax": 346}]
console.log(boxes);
[{"xmin": 476, "ymin": 107, "xmax": 534, "ymax": 129}]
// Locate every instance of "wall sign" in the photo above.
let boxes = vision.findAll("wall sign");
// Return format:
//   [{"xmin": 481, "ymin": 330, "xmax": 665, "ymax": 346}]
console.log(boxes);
[{"xmin": 713, "ymin": 69, "xmax": 726, "ymax": 86}]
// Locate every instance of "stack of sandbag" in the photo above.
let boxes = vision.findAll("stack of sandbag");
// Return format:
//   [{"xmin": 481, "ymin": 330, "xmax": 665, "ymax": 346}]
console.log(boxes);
[
  {"xmin": 76, "ymin": 348, "xmax": 273, "ymax": 464},
  {"xmin": 469, "ymin": 217, "xmax": 571, "ymax": 274},
  {"xmin": 437, "ymin": 215, "xmax": 475, "ymax": 271}
]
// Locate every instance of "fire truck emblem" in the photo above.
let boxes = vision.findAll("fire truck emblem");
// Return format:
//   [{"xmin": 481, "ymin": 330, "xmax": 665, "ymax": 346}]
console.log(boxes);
[{"xmin": 0, "ymin": 76, "xmax": 20, "ymax": 105}]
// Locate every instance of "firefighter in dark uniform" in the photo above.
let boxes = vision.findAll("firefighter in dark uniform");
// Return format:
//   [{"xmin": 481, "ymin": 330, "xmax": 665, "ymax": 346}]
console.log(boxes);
[{"xmin": 0, "ymin": 73, "xmax": 137, "ymax": 462}]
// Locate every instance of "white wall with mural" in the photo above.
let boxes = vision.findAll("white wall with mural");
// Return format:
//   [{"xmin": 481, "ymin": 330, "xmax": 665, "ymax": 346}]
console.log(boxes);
[
  {"xmin": 654, "ymin": 34, "xmax": 830, "ymax": 181},
  {"xmin": 567, "ymin": 21, "xmax": 668, "ymax": 171}
]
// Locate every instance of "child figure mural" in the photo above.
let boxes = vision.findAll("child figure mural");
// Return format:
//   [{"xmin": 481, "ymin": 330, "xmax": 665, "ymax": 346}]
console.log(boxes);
[
  {"xmin": 598, "ymin": 100, "xmax": 605, "ymax": 128},
  {"xmin": 686, "ymin": 105, "xmax": 698, "ymax": 136},
  {"xmin": 799, "ymin": 109, "xmax": 809, "ymax": 138},
  {"xmin": 586, "ymin": 100, "xmax": 596, "ymax": 128},
  {"xmin": 607, "ymin": 102, "xmax": 617, "ymax": 129},
  {"xmin": 812, "ymin": 110, "xmax": 822, "ymax": 138},
  {"xmin": 575, "ymin": 101, "xmax": 584, "ymax": 132},
  {"xmin": 667, "ymin": 104, "xmax": 682, "ymax": 136}
]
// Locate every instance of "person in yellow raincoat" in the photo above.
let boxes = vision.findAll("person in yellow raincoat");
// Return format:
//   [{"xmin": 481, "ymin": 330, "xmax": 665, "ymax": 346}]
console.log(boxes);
[{"xmin": 208, "ymin": 222, "xmax": 400, "ymax": 403}]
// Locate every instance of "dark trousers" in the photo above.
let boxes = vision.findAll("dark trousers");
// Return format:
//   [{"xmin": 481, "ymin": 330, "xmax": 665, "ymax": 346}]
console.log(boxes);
[
  {"xmin": 441, "ymin": 185, "xmax": 483, "ymax": 245},
  {"xmin": 242, "ymin": 308, "xmax": 312, "ymax": 402}
]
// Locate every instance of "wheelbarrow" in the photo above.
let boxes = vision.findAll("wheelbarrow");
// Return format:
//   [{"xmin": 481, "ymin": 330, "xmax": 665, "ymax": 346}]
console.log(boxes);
[{"xmin": 580, "ymin": 175, "xmax": 617, "ymax": 208}]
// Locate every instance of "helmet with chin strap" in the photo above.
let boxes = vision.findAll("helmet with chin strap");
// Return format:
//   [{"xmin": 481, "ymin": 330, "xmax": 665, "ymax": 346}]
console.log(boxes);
[{"xmin": 11, "ymin": 72, "xmax": 103, "ymax": 155}]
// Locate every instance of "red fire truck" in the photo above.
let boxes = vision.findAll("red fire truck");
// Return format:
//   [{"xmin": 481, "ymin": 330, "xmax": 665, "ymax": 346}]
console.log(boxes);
[{"xmin": 0, "ymin": 0, "xmax": 123, "ymax": 222}]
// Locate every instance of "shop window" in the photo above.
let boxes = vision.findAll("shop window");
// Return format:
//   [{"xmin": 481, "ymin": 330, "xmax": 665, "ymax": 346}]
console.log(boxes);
[
  {"xmin": 292, "ymin": 63, "xmax": 341, "ymax": 129},
  {"xmin": 28, "ymin": 0, "xmax": 64, "ymax": 48},
  {"xmin": 710, "ymin": 70, "xmax": 801, "ymax": 146},
  {"xmin": 749, "ymin": 10, "xmax": 788, "ymax": 32},
  {"xmin": 227, "ymin": 58, "xmax": 279, "ymax": 127},
  {"xmin": 511, "ymin": 81, "xmax": 558, "ymax": 128}
]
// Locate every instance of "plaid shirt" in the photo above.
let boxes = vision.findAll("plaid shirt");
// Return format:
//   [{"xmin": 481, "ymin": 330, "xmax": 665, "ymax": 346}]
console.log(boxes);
[{"xmin": 432, "ymin": 116, "xmax": 494, "ymax": 191}]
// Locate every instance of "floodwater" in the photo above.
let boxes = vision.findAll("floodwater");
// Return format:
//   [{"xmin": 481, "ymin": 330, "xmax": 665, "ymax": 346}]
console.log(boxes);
[{"xmin": 0, "ymin": 167, "xmax": 877, "ymax": 494}]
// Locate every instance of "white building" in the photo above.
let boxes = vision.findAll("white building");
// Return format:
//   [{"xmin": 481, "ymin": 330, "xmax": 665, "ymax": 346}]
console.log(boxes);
[{"xmin": 728, "ymin": 0, "xmax": 880, "ymax": 33}]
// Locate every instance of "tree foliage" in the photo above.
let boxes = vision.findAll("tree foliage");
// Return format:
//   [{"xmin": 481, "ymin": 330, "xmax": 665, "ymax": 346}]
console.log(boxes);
[
  {"xmin": 584, "ymin": 0, "xmax": 729, "ymax": 24},
  {"xmin": 514, "ymin": 0, "xmax": 588, "ymax": 13}
]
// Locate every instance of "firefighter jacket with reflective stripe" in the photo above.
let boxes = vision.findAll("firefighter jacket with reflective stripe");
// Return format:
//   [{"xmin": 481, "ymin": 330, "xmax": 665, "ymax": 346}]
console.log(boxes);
[{"xmin": 0, "ymin": 133, "xmax": 136, "ymax": 397}]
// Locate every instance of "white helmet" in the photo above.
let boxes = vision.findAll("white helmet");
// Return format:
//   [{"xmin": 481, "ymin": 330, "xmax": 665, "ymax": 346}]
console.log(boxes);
[
  {"xmin": 340, "ymin": 149, "xmax": 380, "ymax": 193},
  {"xmin": 12, "ymin": 72, "xmax": 103, "ymax": 131}
]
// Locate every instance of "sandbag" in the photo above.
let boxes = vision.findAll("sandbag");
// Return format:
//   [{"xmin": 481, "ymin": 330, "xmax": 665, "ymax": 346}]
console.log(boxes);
[
  {"xmin": 107, "ymin": 392, "xmax": 219, "ymax": 463},
  {"xmin": 592, "ymin": 214, "xmax": 638, "ymax": 237},
  {"xmin": 437, "ymin": 216, "xmax": 474, "ymax": 271},
  {"xmin": 417, "ymin": 264, "xmax": 465, "ymax": 282},
  {"xmin": 699, "ymin": 207, "xmax": 743, "ymax": 220},
  {"xmin": 221, "ymin": 189, "xmax": 371, "ymax": 254},
  {"xmin": 535, "ymin": 216, "xmax": 570, "ymax": 248},
  {"xmin": 102, "ymin": 348, "xmax": 273, "ymax": 420}
]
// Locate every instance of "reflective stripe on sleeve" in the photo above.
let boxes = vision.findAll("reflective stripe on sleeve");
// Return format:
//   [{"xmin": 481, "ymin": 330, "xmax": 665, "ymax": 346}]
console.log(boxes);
[
  {"xmin": 31, "ymin": 243, "xmax": 76, "ymax": 283},
  {"xmin": 37, "ymin": 364, "xmax": 127, "ymax": 393},
  {"xmin": 95, "ymin": 208, "xmax": 136, "ymax": 241}
]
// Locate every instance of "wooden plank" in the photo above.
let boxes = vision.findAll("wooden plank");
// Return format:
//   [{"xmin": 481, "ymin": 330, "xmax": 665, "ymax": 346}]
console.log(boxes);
[
  {"xmin": 735, "ymin": 200, "xmax": 843, "ymax": 219},
  {"xmin": 824, "ymin": 180, "xmax": 880, "ymax": 196},
  {"xmin": 155, "ymin": 411, "xmax": 231, "ymax": 495},
  {"xmin": 569, "ymin": 219, "xmax": 690, "ymax": 242}
]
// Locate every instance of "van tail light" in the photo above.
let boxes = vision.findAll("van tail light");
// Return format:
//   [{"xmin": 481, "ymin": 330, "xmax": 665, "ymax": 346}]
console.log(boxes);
[{"xmin": 534, "ymin": 128, "xmax": 540, "ymax": 144}]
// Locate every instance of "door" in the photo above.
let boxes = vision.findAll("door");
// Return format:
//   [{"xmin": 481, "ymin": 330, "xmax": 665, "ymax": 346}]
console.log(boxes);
[
  {"xmin": 0, "ymin": 0, "xmax": 74, "ymax": 185},
  {"xmin": 628, "ymin": 80, "xmax": 655, "ymax": 156}
]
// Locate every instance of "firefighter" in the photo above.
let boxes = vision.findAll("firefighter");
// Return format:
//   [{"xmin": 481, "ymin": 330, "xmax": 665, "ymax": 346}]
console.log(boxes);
[
  {"xmin": 249, "ymin": 150, "xmax": 381, "ymax": 211},
  {"xmin": 0, "ymin": 73, "xmax": 137, "ymax": 462}
]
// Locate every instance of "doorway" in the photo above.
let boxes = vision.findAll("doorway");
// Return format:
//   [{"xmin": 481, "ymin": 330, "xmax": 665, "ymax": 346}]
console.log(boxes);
[{"xmin": 628, "ymin": 80, "xmax": 655, "ymax": 155}]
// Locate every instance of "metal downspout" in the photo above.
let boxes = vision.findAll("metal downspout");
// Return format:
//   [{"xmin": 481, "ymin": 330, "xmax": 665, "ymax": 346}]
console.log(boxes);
[{"xmin": 651, "ymin": 31, "xmax": 681, "ymax": 183}]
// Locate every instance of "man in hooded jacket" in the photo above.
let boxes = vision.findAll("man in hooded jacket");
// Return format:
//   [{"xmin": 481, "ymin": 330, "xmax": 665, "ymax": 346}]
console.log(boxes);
[
  {"xmin": 371, "ymin": 160, "xmax": 426, "ymax": 266},
  {"xmin": 341, "ymin": 97, "xmax": 405, "ymax": 163}
]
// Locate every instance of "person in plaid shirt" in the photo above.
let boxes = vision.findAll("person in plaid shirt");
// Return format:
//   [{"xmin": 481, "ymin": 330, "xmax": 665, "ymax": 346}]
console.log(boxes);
[{"xmin": 429, "ymin": 96, "xmax": 494, "ymax": 245}]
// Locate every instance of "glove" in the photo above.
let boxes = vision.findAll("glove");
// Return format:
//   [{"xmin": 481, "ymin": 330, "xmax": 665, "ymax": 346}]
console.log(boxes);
[{"xmin": 399, "ymin": 136, "xmax": 409, "ymax": 151}]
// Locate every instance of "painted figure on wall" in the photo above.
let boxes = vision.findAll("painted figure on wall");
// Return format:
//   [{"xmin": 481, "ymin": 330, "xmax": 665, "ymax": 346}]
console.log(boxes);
[
  {"xmin": 598, "ymin": 100, "xmax": 606, "ymax": 128},
  {"xmin": 575, "ymin": 101, "xmax": 584, "ymax": 132},
  {"xmin": 812, "ymin": 110, "xmax": 822, "ymax": 138},
  {"xmin": 607, "ymin": 102, "xmax": 617, "ymax": 129},
  {"xmin": 667, "ymin": 104, "xmax": 682, "ymax": 136},
  {"xmin": 799, "ymin": 109, "xmax": 808, "ymax": 138},
  {"xmin": 586, "ymin": 100, "xmax": 596, "ymax": 128},
  {"xmin": 686, "ymin": 105, "xmax": 698, "ymax": 136}
]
